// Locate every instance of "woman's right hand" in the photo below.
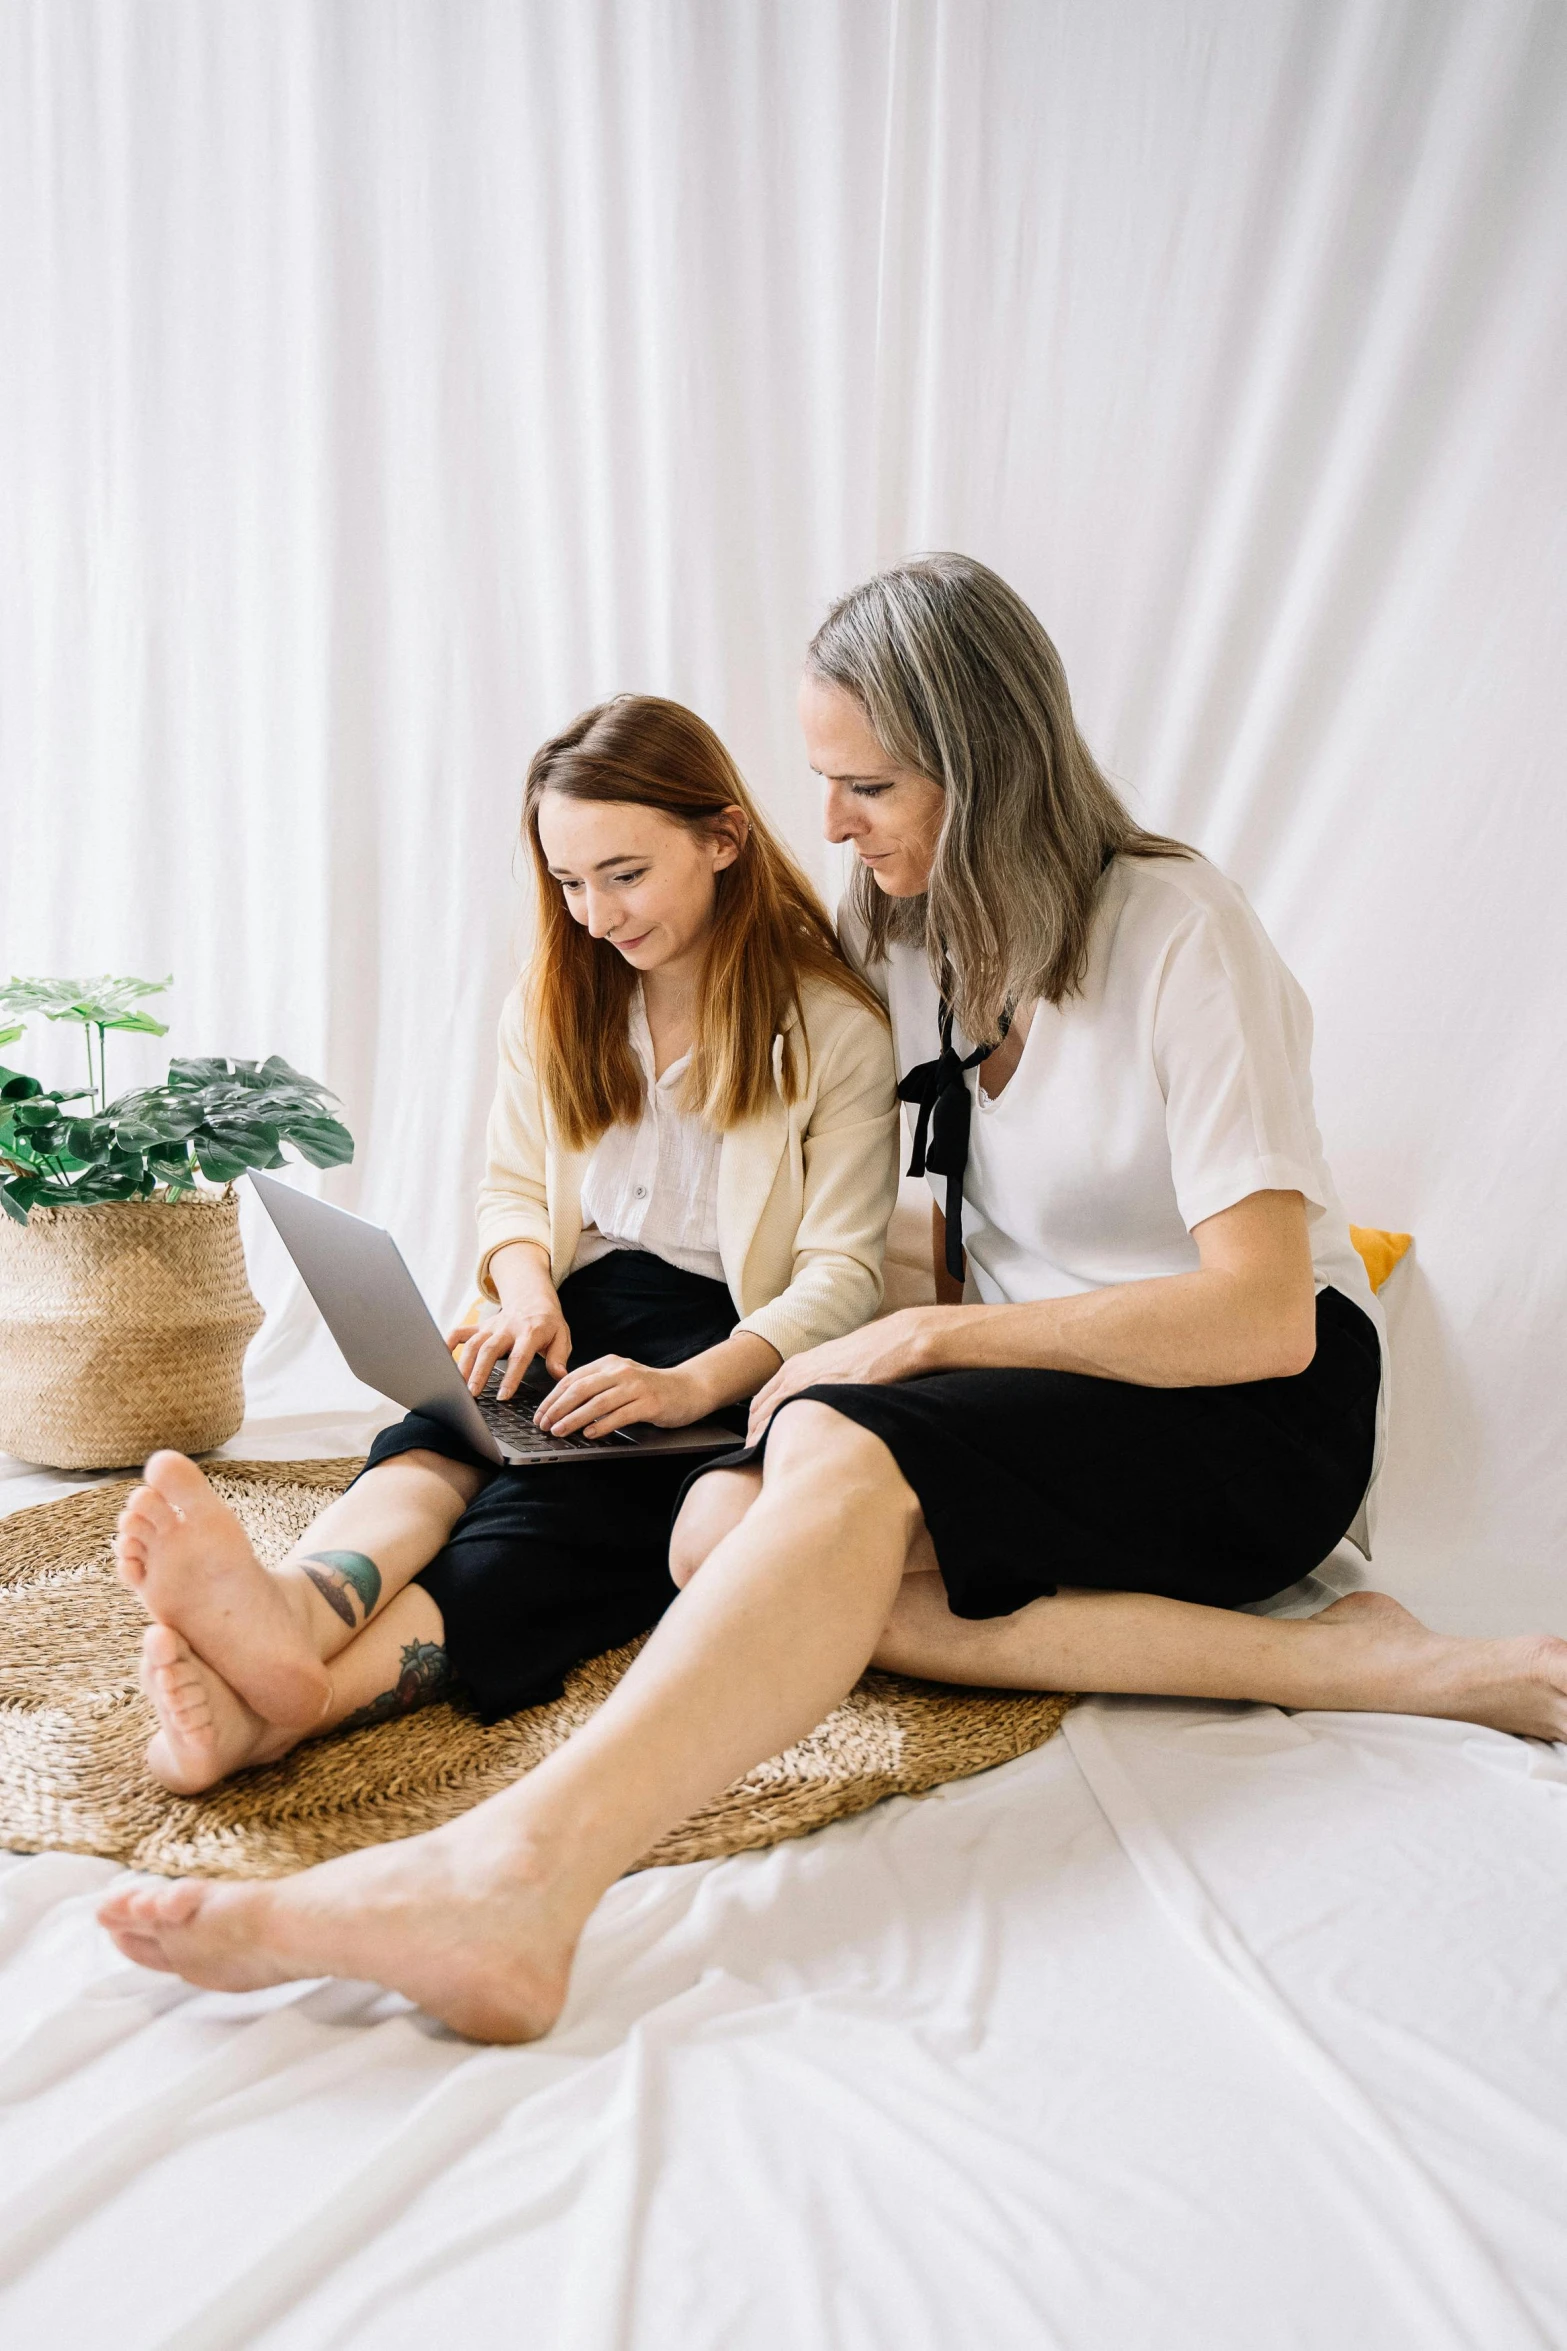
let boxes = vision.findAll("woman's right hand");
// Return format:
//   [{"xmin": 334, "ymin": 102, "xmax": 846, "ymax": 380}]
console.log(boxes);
[{"xmin": 446, "ymin": 1247, "xmax": 571, "ymax": 1400}]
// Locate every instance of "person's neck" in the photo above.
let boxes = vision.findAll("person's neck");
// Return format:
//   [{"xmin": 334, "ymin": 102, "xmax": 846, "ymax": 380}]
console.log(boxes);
[
  {"xmin": 640, "ymin": 944, "xmax": 707, "ymax": 1079},
  {"xmin": 976, "ymin": 998, "xmax": 1036, "ymax": 1100}
]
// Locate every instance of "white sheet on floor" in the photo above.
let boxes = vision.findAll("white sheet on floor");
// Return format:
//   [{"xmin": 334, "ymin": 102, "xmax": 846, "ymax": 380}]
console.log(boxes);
[{"xmin": 3, "ymin": 1694, "xmax": 1564, "ymax": 2351}]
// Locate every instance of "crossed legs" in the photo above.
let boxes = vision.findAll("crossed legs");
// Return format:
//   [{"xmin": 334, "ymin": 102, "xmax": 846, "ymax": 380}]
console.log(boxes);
[
  {"xmin": 97, "ymin": 1403, "xmax": 917, "ymax": 2037},
  {"xmin": 114, "ymin": 1448, "xmax": 482, "ymax": 1792}
]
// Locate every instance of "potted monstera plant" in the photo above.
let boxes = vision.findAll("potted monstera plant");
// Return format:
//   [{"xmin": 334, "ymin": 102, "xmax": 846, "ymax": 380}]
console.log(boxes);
[{"xmin": 0, "ymin": 976, "xmax": 352, "ymax": 1468}]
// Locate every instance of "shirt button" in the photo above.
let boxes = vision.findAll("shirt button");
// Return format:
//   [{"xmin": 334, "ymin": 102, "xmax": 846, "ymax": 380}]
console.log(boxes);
[{"xmin": 633, "ymin": 1184, "xmax": 648, "ymax": 1200}]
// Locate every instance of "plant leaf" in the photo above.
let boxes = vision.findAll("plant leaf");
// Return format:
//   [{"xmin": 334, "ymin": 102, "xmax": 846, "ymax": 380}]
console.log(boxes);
[
  {"xmin": 282, "ymin": 1116, "xmax": 355, "ymax": 1169},
  {"xmin": 198, "ymin": 1125, "xmax": 280, "ymax": 1168},
  {"xmin": 192, "ymin": 1143, "xmax": 250, "ymax": 1183},
  {"xmin": 258, "ymin": 1053, "xmax": 330, "ymax": 1091},
  {"xmin": 100, "ymin": 1009, "xmax": 170, "ymax": 1036},
  {"xmin": 0, "ymin": 975, "xmax": 172, "ymax": 1031},
  {"xmin": 0, "ymin": 1038, "xmax": 354, "ymax": 1197}
]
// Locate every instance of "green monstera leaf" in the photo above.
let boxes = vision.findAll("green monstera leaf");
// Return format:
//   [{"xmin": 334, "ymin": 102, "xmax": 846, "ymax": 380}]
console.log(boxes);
[
  {"xmin": 0, "ymin": 1032, "xmax": 354, "ymax": 1222},
  {"xmin": 0, "ymin": 974, "xmax": 172, "ymax": 1111},
  {"xmin": 0, "ymin": 975, "xmax": 172, "ymax": 1033}
]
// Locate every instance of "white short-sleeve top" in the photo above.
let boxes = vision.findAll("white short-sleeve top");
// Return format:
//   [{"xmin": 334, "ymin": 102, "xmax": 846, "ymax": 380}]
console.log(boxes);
[{"xmin": 844, "ymin": 853, "xmax": 1388, "ymax": 1552}]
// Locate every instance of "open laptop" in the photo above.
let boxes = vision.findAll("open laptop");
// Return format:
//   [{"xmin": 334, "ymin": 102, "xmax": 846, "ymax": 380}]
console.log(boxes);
[{"xmin": 249, "ymin": 1171, "xmax": 741, "ymax": 1468}]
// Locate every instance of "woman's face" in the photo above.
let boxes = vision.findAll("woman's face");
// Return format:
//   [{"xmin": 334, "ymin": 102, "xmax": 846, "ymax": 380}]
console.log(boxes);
[
  {"xmin": 799, "ymin": 671, "xmax": 945, "ymax": 898},
  {"xmin": 537, "ymin": 793, "xmax": 743, "ymax": 978}
]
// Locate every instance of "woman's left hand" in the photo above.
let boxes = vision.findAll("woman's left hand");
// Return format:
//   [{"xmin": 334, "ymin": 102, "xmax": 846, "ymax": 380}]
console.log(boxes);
[
  {"xmin": 533, "ymin": 1356, "xmax": 704, "ymax": 1441},
  {"xmin": 745, "ymin": 1310, "xmax": 936, "ymax": 1444}
]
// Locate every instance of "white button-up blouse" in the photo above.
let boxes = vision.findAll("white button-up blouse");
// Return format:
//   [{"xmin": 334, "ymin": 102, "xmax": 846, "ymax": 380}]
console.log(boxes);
[{"xmin": 573, "ymin": 988, "xmax": 725, "ymax": 1284}]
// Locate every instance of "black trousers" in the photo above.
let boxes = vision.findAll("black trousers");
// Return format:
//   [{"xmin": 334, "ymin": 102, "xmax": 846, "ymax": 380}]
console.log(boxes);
[
  {"xmin": 359, "ymin": 1252, "xmax": 741, "ymax": 1722},
  {"xmin": 689, "ymin": 1287, "xmax": 1382, "ymax": 1621}
]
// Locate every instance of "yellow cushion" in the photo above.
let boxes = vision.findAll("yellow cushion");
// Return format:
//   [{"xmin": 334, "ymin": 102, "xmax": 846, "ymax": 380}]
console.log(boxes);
[{"xmin": 1350, "ymin": 1226, "xmax": 1412, "ymax": 1292}]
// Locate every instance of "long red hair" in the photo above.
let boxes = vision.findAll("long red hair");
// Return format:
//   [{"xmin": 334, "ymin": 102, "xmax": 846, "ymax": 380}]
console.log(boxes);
[{"xmin": 523, "ymin": 695, "xmax": 883, "ymax": 1149}]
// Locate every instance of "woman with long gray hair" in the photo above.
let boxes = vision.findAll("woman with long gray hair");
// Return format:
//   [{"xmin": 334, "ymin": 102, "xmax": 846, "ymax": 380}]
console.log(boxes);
[
  {"xmin": 677, "ymin": 550, "xmax": 1394, "ymax": 1636},
  {"xmin": 93, "ymin": 558, "xmax": 1567, "ymax": 2044}
]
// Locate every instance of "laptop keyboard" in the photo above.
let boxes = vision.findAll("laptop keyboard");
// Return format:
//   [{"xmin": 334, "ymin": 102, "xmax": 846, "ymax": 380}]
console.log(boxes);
[{"xmin": 475, "ymin": 1367, "xmax": 637, "ymax": 1458}]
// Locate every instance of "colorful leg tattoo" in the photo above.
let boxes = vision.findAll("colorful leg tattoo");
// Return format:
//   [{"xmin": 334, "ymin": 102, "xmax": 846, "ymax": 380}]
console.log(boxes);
[
  {"xmin": 300, "ymin": 1549, "xmax": 383, "ymax": 1630},
  {"xmin": 338, "ymin": 1640, "xmax": 453, "ymax": 1732}
]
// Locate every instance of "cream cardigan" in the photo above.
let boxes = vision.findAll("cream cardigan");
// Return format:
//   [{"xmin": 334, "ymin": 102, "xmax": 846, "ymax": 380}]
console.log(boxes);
[{"xmin": 475, "ymin": 975, "xmax": 900, "ymax": 1362}]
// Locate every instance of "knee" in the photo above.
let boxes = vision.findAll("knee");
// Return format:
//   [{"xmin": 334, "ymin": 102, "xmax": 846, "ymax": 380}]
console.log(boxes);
[
  {"xmin": 764, "ymin": 1401, "xmax": 915, "ymax": 1524},
  {"xmin": 668, "ymin": 1467, "xmax": 761, "ymax": 1590},
  {"xmin": 391, "ymin": 1449, "xmax": 485, "ymax": 1511},
  {"xmin": 667, "ymin": 1517, "xmax": 704, "ymax": 1591}
]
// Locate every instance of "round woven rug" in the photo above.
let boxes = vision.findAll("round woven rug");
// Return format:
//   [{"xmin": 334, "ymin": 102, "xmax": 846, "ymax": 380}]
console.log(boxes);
[{"xmin": 0, "ymin": 1461, "xmax": 1074, "ymax": 1880}]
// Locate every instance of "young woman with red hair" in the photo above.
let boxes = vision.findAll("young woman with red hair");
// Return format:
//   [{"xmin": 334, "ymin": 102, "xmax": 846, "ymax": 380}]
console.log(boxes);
[{"xmin": 109, "ymin": 695, "xmax": 898, "ymax": 1786}]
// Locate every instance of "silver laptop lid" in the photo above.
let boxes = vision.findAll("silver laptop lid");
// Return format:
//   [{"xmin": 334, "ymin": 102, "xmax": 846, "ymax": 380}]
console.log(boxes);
[{"xmin": 248, "ymin": 1171, "xmax": 503, "ymax": 1462}]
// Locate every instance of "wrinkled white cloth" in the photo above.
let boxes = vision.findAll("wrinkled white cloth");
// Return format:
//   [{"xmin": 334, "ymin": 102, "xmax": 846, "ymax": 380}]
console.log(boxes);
[
  {"xmin": 3, "ymin": 1432, "xmax": 1564, "ymax": 2347},
  {"xmin": 2, "ymin": 1692, "xmax": 1564, "ymax": 2351}
]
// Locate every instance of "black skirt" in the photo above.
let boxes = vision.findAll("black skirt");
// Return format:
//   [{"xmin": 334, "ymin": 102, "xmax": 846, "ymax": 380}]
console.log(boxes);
[
  {"xmin": 358, "ymin": 1251, "xmax": 742, "ymax": 1722},
  {"xmin": 689, "ymin": 1287, "xmax": 1381, "ymax": 1619}
]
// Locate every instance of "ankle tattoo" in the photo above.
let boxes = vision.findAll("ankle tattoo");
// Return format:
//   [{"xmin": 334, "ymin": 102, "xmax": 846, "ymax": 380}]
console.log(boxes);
[
  {"xmin": 338, "ymin": 1639, "xmax": 452, "ymax": 1732},
  {"xmin": 300, "ymin": 1549, "xmax": 383, "ymax": 1629}
]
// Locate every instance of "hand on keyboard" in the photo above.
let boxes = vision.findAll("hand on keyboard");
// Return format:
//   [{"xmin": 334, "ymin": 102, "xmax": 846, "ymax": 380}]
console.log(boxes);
[{"xmin": 531, "ymin": 1353, "xmax": 707, "ymax": 1443}]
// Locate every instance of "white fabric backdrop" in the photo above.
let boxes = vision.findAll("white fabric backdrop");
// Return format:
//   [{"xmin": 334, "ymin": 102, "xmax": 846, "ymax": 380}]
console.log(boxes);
[{"xmin": 2, "ymin": 0, "xmax": 1564, "ymax": 1631}]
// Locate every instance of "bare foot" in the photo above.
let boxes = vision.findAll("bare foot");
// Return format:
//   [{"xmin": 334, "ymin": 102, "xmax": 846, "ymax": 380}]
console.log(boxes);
[
  {"xmin": 115, "ymin": 1452, "xmax": 331, "ymax": 1730},
  {"xmin": 95, "ymin": 1812, "xmax": 591, "ymax": 2043},
  {"xmin": 140, "ymin": 1623, "xmax": 299, "ymax": 1795},
  {"xmin": 1428, "ymin": 1632, "xmax": 1567, "ymax": 1740},
  {"xmin": 1315, "ymin": 1590, "xmax": 1567, "ymax": 1740}
]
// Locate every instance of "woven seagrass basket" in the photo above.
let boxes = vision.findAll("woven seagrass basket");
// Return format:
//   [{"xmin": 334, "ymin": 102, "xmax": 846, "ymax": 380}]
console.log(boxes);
[{"xmin": 0, "ymin": 1194, "xmax": 262, "ymax": 1468}]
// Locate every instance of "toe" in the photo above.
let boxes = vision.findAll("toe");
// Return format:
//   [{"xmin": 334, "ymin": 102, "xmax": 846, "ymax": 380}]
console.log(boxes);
[
  {"xmin": 143, "ymin": 1622, "xmax": 182, "ymax": 1673},
  {"xmin": 125, "ymin": 1482, "xmax": 178, "ymax": 1534},
  {"xmin": 123, "ymin": 1884, "xmax": 182, "ymax": 1927},
  {"xmin": 146, "ymin": 1628, "xmax": 219, "ymax": 1730},
  {"xmin": 143, "ymin": 1451, "xmax": 215, "ymax": 1519},
  {"xmin": 141, "ymin": 1879, "xmax": 206, "ymax": 1928},
  {"xmin": 99, "ymin": 1884, "xmax": 196, "ymax": 1952},
  {"xmin": 108, "ymin": 1926, "xmax": 178, "ymax": 1974},
  {"xmin": 165, "ymin": 1674, "xmax": 216, "ymax": 1730}
]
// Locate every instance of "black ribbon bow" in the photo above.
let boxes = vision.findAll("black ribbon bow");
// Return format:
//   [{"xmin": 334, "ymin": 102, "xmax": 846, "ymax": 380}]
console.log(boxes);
[{"xmin": 897, "ymin": 1002, "xmax": 1010, "ymax": 1282}]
